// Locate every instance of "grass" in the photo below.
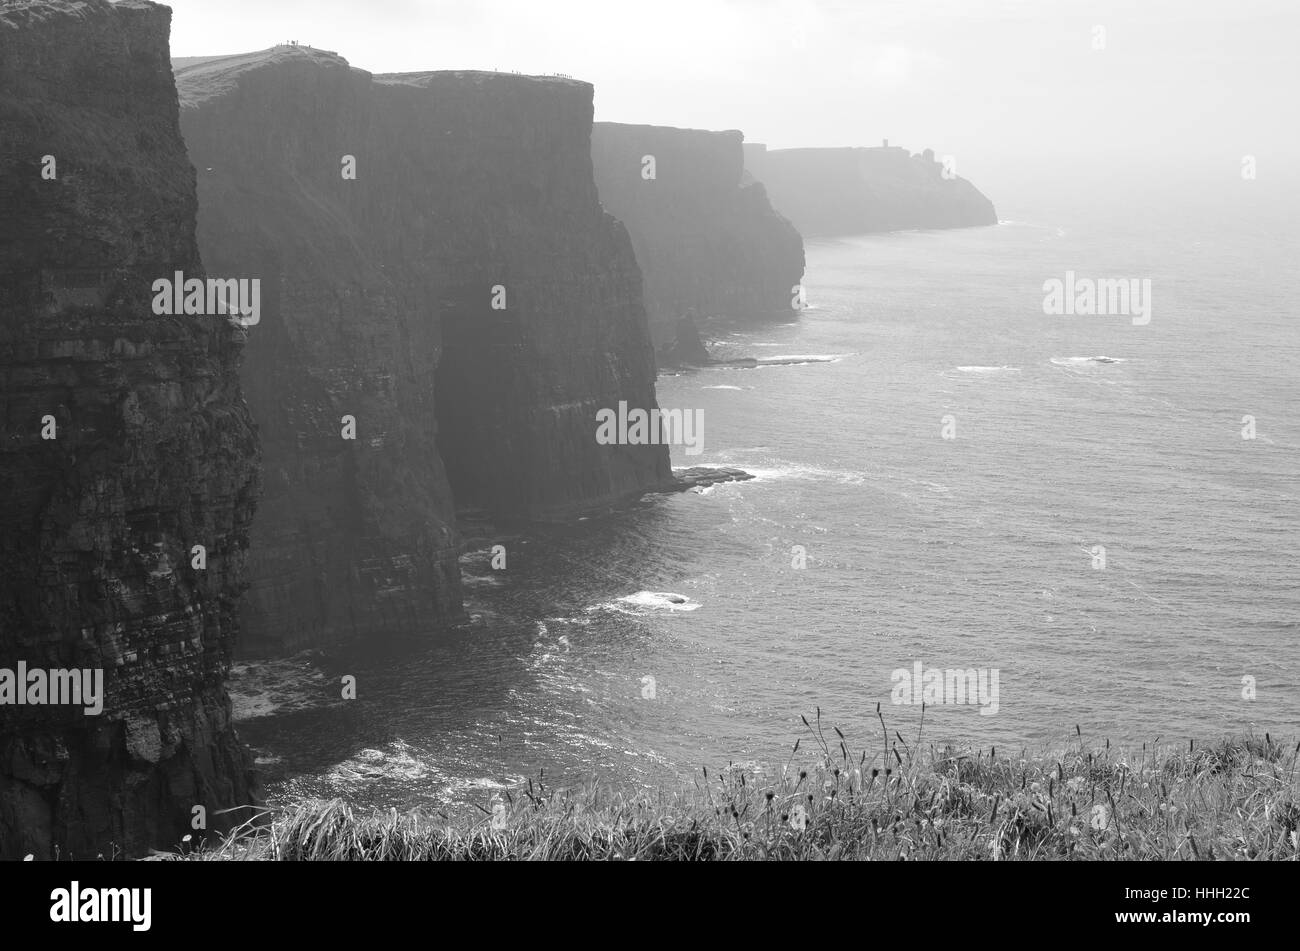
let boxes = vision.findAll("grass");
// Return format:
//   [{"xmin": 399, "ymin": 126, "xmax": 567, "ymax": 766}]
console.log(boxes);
[{"xmin": 182, "ymin": 708, "xmax": 1300, "ymax": 861}]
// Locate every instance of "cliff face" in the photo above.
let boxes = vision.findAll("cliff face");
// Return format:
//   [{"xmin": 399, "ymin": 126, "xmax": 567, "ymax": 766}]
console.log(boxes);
[
  {"xmin": 744, "ymin": 144, "xmax": 998, "ymax": 236},
  {"xmin": 377, "ymin": 73, "xmax": 672, "ymax": 521},
  {"xmin": 177, "ymin": 51, "xmax": 670, "ymax": 653},
  {"xmin": 590, "ymin": 123, "xmax": 805, "ymax": 346},
  {"xmin": 0, "ymin": 0, "xmax": 258, "ymax": 859},
  {"xmin": 177, "ymin": 51, "xmax": 464, "ymax": 655}
]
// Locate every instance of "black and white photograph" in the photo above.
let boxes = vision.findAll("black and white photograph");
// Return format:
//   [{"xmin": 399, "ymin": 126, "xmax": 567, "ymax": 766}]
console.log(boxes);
[{"xmin": 0, "ymin": 0, "xmax": 1295, "ymax": 929}]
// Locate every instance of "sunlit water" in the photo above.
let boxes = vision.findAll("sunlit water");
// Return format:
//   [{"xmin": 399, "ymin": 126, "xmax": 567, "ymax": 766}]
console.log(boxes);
[{"xmin": 237, "ymin": 185, "xmax": 1300, "ymax": 811}]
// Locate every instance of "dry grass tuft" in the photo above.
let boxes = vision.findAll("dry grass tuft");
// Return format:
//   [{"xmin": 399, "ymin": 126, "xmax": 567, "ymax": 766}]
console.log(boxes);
[{"xmin": 185, "ymin": 711, "xmax": 1300, "ymax": 861}]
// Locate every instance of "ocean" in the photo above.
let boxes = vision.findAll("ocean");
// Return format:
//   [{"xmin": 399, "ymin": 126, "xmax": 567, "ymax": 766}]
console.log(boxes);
[{"xmin": 235, "ymin": 181, "xmax": 1300, "ymax": 812}]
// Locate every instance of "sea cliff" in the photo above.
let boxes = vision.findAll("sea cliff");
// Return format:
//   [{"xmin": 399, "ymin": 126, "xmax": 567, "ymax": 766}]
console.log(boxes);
[
  {"xmin": 591, "ymin": 122, "xmax": 805, "ymax": 347},
  {"xmin": 744, "ymin": 143, "xmax": 997, "ymax": 236},
  {"xmin": 177, "ymin": 50, "xmax": 672, "ymax": 653},
  {"xmin": 0, "ymin": 0, "xmax": 259, "ymax": 859}
]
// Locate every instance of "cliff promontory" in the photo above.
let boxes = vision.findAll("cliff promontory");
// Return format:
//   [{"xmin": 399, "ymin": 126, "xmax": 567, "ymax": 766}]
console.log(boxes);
[
  {"xmin": 744, "ymin": 143, "xmax": 997, "ymax": 236},
  {"xmin": 0, "ymin": 0, "xmax": 258, "ymax": 859},
  {"xmin": 177, "ymin": 51, "xmax": 672, "ymax": 653},
  {"xmin": 591, "ymin": 123, "xmax": 805, "ymax": 347}
]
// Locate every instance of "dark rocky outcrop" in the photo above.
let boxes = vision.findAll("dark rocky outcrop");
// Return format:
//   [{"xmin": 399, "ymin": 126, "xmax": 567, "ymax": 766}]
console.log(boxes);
[
  {"xmin": 590, "ymin": 123, "xmax": 805, "ymax": 348},
  {"xmin": 0, "ymin": 0, "xmax": 258, "ymax": 859},
  {"xmin": 667, "ymin": 467, "xmax": 754, "ymax": 491},
  {"xmin": 662, "ymin": 316, "xmax": 712, "ymax": 367},
  {"xmin": 177, "ymin": 50, "xmax": 671, "ymax": 654},
  {"xmin": 744, "ymin": 143, "xmax": 997, "ymax": 236}
]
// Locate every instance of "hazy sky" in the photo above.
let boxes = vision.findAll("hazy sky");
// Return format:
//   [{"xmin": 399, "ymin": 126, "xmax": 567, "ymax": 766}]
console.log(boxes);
[{"xmin": 165, "ymin": 0, "xmax": 1299, "ymax": 201}]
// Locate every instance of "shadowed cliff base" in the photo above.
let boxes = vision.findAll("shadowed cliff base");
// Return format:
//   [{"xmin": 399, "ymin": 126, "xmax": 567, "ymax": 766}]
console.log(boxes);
[
  {"xmin": 176, "ymin": 49, "xmax": 672, "ymax": 654},
  {"xmin": 0, "ymin": 0, "xmax": 259, "ymax": 860},
  {"xmin": 744, "ymin": 143, "xmax": 998, "ymax": 237},
  {"xmin": 591, "ymin": 122, "xmax": 806, "ymax": 351}
]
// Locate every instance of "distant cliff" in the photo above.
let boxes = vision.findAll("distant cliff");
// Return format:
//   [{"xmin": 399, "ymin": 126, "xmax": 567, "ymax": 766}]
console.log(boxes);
[
  {"xmin": 591, "ymin": 123, "xmax": 805, "ymax": 347},
  {"xmin": 0, "ymin": 0, "xmax": 258, "ymax": 858},
  {"xmin": 178, "ymin": 50, "xmax": 671, "ymax": 653},
  {"xmin": 744, "ymin": 143, "xmax": 997, "ymax": 236}
]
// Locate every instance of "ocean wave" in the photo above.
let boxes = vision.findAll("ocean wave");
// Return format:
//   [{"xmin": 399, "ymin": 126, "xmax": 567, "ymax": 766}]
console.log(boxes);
[
  {"xmin": 701, "ymin": 384, "xmax": 744, "ymax": 390},
  {"xmin": 759, "ymin": 354, "xmax": 845, "ymax": 364},
  {"xmin": 738, "ymin": 464, "xmax": 865, "ymax": 486},
  {"xmin": 588, "ymin": 591, "xmax": 702, "ymax": 615},
  {"xmin": 954, "ymin": 365, "xmax": 1020, "ymax": 375},
  {"xmin": 325, "ymin": 740, "xmax": 444, "ymax": 790},
  {"xmin": 452, "ymin": 775, "xmax": 526, "ymax": 793},
  {"xmin": 1051, "ymin": 356, "xmax": 1126, "ymax": 367}
]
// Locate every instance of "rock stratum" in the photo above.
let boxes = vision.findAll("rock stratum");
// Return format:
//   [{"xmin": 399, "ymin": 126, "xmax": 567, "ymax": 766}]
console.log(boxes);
[
  {"xmin": 177, "ymin": 50, "xmax": 672, "ymax": 654},
  {"xmin": 744, "ymin": 143, "xmax": 997, "ymax": 236},
  {"xmin": 590, "ymin": 123, "xmax": 805, "ymax": 348},
  {"xmin": 0, "ymin": 0, "xmax": 258, "ymax": 859}
]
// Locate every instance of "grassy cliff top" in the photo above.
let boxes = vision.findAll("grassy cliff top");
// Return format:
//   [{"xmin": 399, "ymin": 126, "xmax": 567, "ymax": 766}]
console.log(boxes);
[
  {"xmin": 169, "ymin": 721, "xmax": 1299, "ymax": 861},
  {"xmin": 174, "ymin": 46, "xmax": 355, "ymax": 106}
]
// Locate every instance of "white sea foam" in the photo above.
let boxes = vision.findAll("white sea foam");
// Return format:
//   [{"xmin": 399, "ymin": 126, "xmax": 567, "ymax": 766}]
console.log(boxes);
[
  {"xmin": 455, "ymin": 776, "xmax": 525, "ymax": 792},
  {"xmin": 1051, "ymin": 356, "xmax": 1126, "ymax": 367},
  {"xmin": 588, "ymin": 591, "xmax": 702, "ymax": 615},
  {"xmin": 325, "ymin": 739, "xmax": 442, "ymax": 790},
  {"xmin": 739, "ymin": 464, "xmax": 865, "ymax": 485},
  {"xmin": 760, "ymin": 354, "xmax": 844, "ymax": 364}
]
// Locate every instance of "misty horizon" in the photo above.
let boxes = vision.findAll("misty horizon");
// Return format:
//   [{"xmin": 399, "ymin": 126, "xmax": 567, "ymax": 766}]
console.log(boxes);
[{"xmin": 164, "ymin": 0, "xmax": 1300, "ymax": 192}]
